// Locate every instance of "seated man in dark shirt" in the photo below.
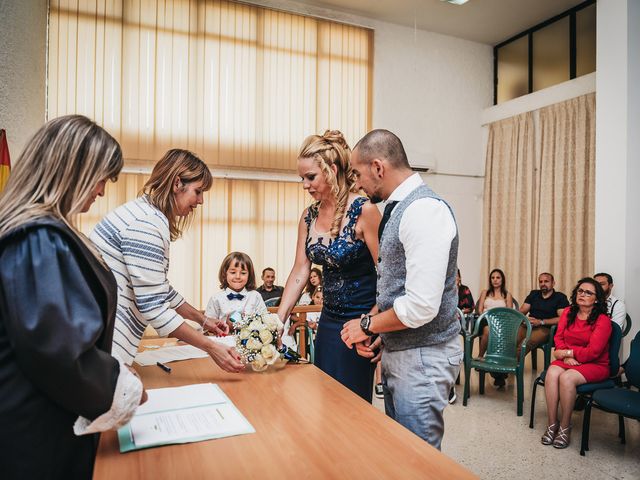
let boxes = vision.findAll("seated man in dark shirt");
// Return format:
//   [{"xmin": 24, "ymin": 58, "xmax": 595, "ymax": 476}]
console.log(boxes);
[
  {"xmin": 517, "ymin": 272, "xmax": 569, "ymax": 355},
  {"xmin": 256, "ymin": 267, "xmax": 284, "ymax": 303}
]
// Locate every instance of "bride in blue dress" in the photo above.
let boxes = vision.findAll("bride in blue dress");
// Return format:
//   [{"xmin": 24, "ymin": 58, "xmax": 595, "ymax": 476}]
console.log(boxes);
[{"xmin": 277, "ymin": 130, "xmax": 381, "ymax": 401}]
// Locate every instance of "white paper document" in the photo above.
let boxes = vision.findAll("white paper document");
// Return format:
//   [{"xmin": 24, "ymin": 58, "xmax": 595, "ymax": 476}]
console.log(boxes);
[
  {"xmin": 135, "ymin": 383, "xmax": 227, "ymax": 414},
  {"xmin": 118, "ymin": 383, "xmax": 255, "ymax": 452},
  {"xmin": 131, "ymin": 403, "xmax": 248, "ymax": 447},
  {"xmin": 134, "ymin": 337, "xmax": 237, "ymax": 366},
  {"xmin": 134, "ymin": 344, "xmax": 208, "ymax": 366}
]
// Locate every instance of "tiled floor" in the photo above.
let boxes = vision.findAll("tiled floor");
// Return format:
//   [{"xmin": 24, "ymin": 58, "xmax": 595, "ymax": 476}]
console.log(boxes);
[{"xmin": 371, "ymin": 351, "xmax": 640, "ymax": 480}]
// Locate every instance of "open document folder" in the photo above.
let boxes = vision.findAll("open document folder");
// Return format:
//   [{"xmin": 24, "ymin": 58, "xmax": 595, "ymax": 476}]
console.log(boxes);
[{"xmin": 118, "ymin": 383, "xmax": 255, "ymax": 452}]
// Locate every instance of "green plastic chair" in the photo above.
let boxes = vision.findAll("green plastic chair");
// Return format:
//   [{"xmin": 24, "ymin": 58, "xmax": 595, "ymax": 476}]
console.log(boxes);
[
  {"xmin": 463, "ymin": 307, "xmax": 532, "ymax": 416},
  {"xmin": 581, "ymin": 329, "xmax": 640, "ymax": 455},
  {"xmin": 306, "ymin": 325, "xmax": 315, "ymax": 364},
  {"xmin": 455, "ymin": 308, "xmax": 468, "ymax": 386}
]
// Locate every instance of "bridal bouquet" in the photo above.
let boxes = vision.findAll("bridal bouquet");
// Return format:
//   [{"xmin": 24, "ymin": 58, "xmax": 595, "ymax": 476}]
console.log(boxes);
[{"xmin": 229, "ymin": 311, "xmax": 284, "ymax": 372}]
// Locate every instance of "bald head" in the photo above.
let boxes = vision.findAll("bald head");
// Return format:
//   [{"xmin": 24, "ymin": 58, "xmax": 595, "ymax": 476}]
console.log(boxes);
[{"xmin": 354, "ymin": 129, "xmax": 411, "ymax": 170}]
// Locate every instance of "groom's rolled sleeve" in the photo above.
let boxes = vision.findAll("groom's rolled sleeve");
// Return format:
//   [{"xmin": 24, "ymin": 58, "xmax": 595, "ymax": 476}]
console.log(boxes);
[{"xmin": 393, "ymin": 198, "xmax": 457, "ymax": 329}]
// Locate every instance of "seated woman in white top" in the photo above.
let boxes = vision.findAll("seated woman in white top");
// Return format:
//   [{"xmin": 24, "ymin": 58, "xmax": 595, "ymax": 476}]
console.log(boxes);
[{"xmin": 477, "ymin": 268, "xmax": 514, "ymax": 358}]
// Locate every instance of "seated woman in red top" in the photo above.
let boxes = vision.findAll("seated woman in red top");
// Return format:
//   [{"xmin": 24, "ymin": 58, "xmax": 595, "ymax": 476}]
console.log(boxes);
[{"xmin": 542, "ymin": 277, "xmax": 611, "ymax": 449}]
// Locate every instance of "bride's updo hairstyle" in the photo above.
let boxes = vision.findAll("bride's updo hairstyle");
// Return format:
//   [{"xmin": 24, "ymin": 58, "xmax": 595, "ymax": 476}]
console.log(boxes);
[{"xmin": 298, "ymin": 130, "xmax": 358, "ymax": 238}]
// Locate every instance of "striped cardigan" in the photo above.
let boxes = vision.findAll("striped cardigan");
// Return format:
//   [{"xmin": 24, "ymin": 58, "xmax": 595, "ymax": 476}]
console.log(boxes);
[{"xmin": 90, "ymin": 196, "xmax": 185, "ymax": 365}]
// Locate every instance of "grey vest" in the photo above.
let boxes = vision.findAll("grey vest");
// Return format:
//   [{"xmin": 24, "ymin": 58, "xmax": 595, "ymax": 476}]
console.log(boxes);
[{"xmin": 378, "ymin": 184, "xmax": 460, "ymax": 351}]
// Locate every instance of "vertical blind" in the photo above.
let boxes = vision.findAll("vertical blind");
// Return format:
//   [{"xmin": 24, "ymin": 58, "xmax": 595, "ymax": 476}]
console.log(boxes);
[
  {"xmin": 50, "ymin": 0, "xmax": 373, "ymax": 309},
  {"xmin": 48, "ymin": 0, "xmax": 373, "ymax": 170}
]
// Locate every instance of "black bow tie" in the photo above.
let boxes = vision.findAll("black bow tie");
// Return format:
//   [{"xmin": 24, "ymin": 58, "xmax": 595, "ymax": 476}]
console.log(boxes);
[
  {"xmin": 378, "ymin": 201, "xmax": 399, "ymax": 240},
  {"xmin": 227, "ymin": 292, "xmax": 245, "ymax": 301}
]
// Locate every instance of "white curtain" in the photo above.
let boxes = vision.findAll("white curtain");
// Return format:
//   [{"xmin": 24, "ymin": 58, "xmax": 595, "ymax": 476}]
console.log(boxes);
[{"xmin": 482, "ymin": 93, "xmax": 596, "ymax": 301}]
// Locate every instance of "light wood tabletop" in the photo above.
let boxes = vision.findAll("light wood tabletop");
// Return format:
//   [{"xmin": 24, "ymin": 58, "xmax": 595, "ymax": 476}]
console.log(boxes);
[{"xmin": 94, "ymin": 339, "xmax": 477, "ymax": 479}]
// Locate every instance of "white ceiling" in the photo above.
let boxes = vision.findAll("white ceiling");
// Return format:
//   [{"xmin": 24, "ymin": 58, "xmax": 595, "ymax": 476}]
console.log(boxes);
[{"xmin": 291, "ymin": 0, "xmax": 588, "ymax": 45}]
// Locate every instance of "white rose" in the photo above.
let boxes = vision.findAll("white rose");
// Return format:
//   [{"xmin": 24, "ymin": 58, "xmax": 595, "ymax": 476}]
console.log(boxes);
[
  {"xmin": 246, "ymin": 337, "xmax": 263, "ymax": 351},
  {"xmin": 251, "ymin": 354, "xmax": 268, "ymax": 372},
  {"xmin": 263, "ymin": 313, "xmax": 283, "ymax": 331},
  {"xmin": 259, "ymin": 329, "xmax": 274, "ymax": 345},
  {"xmin": 248, "ymin": 320, "xmax": 265, "ymax": 331},
  {"xmin": 260, "ymin": 344, "xmax": 279, "ymax": 364},
  {"xmin": 239, "ymin": 328, "xmax": 251, "ymax": 340}
]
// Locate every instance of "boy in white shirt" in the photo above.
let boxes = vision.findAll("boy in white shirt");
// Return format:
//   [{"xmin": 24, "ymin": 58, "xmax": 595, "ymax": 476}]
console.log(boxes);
[{"xmin": 205, "ymin": 252, "xmax": 267, "ymax": 329}]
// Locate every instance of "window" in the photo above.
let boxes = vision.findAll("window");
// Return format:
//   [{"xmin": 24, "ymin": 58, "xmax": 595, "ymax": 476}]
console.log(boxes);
[
  {"xmin": 532, "ymin": 17, "xmax": 570, "ymax": 92},
  {"xmin": 494, "ymin": 0, "xmax": 595, "ymax": 104}
]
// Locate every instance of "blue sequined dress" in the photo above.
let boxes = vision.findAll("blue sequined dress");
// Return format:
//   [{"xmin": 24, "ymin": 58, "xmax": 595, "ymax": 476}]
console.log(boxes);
[{"xmin": 305, "ymin": 196, "xmax": 377, "ymax": 401}]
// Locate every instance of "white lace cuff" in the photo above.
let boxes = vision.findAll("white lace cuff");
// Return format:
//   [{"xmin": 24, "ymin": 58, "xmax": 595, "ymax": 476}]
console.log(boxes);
[{"xmin": 73, "ymin": 358, "xmax": 143, "ymax": 435}]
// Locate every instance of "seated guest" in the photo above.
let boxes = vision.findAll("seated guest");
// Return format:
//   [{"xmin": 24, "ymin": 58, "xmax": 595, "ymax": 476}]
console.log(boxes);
[
  {"xmin": 542, "ymin": 277, "xmax": 611, "ymax": 449},
  {"xmin": 476, "ymin": 268, "xmax": 513, "ymax": 313},
  {"xmin": 257, "ymin": 267, "xmax": 284, "ymax": 302},
  {"xmin": 0, "ymin": 115, "xmax": 145, "ymax": 478},
  {"xmin": 456, "ymin": 268, "xmax": 475, "ymax": 314},
  {"xmin": 477, "ymin": 269, "xmax": 514, "ymax": 387},
  {"xmin": 594, "ymin": 272, "xmax": 627, "ymax": 329},
  {"xmin": 298, "ymin": 267, "xmax": 323, "ymax": 305},
  {"xmin": 289, "ymin": 287, "xmax": 324, "ymax": 336},
  {"xmin": 517, "ymin": 272, "xmax": 569, "ymax": 356}
]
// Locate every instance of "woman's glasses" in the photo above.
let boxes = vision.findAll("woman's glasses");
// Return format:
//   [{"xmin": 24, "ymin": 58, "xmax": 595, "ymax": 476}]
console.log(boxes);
[{"xmin": 577, "ymin": 288, "xmax": 596, "ymax": 297}]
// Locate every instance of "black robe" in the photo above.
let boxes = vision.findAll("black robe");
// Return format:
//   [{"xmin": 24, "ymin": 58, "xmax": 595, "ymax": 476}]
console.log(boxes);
[{"xmin": 0, "ymin": 218, "xmax": 120, "ymax": 479}]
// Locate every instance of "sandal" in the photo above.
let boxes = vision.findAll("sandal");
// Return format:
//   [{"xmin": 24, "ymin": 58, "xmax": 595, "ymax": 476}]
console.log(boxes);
[
  {"xmin": 553, "ymin": 424, "xmax": 572, "ymax": 449},
  {"xmin": 541, "ymin": 423, "xmax": 558, "ymax": 445}
]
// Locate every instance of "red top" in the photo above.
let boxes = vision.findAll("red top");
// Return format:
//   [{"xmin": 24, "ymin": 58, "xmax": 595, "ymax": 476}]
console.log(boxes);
[{"xmin": 554, "ymin": 307, "xmax": 611, "ymax": 369}]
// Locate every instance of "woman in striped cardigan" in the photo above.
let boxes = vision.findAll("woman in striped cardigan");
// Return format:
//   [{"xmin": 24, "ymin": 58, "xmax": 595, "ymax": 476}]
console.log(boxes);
[{"xmin": 91, "ymin": 149, "xmax": 243, "ymax": 373}]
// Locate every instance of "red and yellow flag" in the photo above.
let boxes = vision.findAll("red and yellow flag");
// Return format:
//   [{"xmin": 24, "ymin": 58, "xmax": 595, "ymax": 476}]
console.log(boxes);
[{"xmin": 0, "ymin": 129, "xmax": 10, "ymax": 193}]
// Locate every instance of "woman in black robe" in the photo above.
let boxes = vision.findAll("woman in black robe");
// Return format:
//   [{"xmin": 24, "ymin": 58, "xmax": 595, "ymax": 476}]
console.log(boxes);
[{"xmin": 0, "ymin": 115, "xmax": 145, "ymax": 479}]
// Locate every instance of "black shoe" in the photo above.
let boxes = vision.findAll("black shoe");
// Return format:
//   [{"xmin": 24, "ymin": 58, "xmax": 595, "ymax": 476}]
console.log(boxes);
[
  {"xmin": 493, "ymin": 375, "xmax": 506, "ymax": 389},
  {"xmin": 375, "ymin": 383, "xmax": 384, "ymax": 399},
  {"xmin": 448, "ymin": 387, "xmax": 457, "ymax": 404}
]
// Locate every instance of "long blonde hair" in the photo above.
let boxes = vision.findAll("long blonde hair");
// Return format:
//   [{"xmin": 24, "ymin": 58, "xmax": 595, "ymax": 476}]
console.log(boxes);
[
  {"xmin": 142, "ymin": 149, "xmax": 213, "ymax": 241},
  {"xmin": 298, "ymin": 130, "xmax": 358, "ymax": 237},
  {"xmin": 0, "ymin": 115, "xmax": 123, "ymax": 250}
]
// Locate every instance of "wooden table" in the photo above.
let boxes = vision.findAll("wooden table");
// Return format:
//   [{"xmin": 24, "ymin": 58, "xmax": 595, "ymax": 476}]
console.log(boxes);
[{"xmin": 94, "ymin": 341, "xmax": 477, "ymax": 479}]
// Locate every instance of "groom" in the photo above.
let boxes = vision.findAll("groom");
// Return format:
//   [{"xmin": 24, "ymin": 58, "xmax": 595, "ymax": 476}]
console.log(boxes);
[{"xmin": 340, "ymin": 129, "xmax": 462, "ymax": 450}]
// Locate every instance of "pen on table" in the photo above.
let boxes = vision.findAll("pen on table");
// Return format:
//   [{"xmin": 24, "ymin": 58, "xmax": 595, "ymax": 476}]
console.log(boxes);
[{"xmin": 156, "ymin": 361, "xmax": 172, "ymax": 373}]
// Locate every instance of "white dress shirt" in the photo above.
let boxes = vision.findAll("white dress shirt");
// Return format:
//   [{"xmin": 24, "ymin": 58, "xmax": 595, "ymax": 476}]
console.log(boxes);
[
  {"xmin": 607, "ymin": 294, "xmax": 627, "ymax": 329},
  {"xmin": 386, "ymin": 173, "xmax": 457, "ymax": 329},
  {"xmin": 205, "ymin": 287, "xmax": 267, "ymax": 320}
]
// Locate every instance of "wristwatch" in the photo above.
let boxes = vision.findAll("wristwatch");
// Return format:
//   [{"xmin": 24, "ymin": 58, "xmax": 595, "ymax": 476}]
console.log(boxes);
[
  {"xmin": 360, "ymin": 313, "xmax": 374, "ymax": 336},
  {"xmin": 541, "ymin": 319, "xmax": 545, "ymax": 326}
]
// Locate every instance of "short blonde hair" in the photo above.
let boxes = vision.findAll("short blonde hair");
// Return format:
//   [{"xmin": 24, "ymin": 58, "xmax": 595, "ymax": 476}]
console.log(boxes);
[
  {"xmin": 143, "ymin": 149, "xmax": 213, "ymax": 241},
  {"xmin": 0, "ymin": 115, "xmax": 122, "ymax": 246},
  {"xmin": 298, "ymin": 130, "xmax": 358, "ymax": 237}
]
